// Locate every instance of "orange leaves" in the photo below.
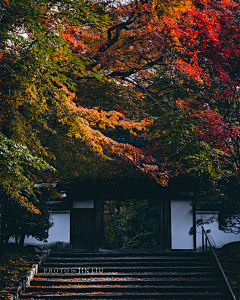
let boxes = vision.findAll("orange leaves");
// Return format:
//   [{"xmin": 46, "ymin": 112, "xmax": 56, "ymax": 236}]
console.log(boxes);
[
  {"xmin": 46, "ymin": 79, "xmax": 165, "ymax": 182},
  {"xmin": 176, "ymin": 99, "xmax": 190, "ymax": 109},
  {"xmin": 0, "ymin": 50, "xmax": 5, "ymax": 60},
  {"xmin": 18, "ymin": 197, "xmax": 41, "ymax": 214},
  {"xmin": 95, "ymin": 133, "xmax": 165, "ymax": 183},
  {"xmin": 62, "ymin": 25, "xmax": 101, "ymax": 55},
  {"xmin": 174, "ymin": 57, "xmax": 207, "ymax": 84},
  {"xmin": 69, "ymin": 104, "xmax": 146, "ymax": 134}
]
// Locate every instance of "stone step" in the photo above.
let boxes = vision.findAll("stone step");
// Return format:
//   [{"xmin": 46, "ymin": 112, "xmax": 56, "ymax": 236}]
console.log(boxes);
[
  {"xmin": 30, "ymin": 278, "xmax": 217, "ymax": 286},
  {"xmin": 43, "ymin": 261, "xmax": 210, "ymax": 268},
  {"xmin": 35, "ymin": 271, "xmax": 215, "ymax": 279},
  {"xmin": 19, "ymin": 251, "xmax": 222, "ymax": 300},
  {"xmin": 20, "ymin": 291, "xmax": 221, "ymax": 299},
  {"xmin": 46, "ymin": 256, "xmax": 207, "ymax": 263},
  {"xmin": 49, "ymin": 251, "xmax": 205, "ymax": 258},
  {"xmin": 24, "ymin": 285, "xmax": 221, "ymax": 293},
  {"xmin": 40, "ymin": 266, "xmax": 213, "ymax": 273}
]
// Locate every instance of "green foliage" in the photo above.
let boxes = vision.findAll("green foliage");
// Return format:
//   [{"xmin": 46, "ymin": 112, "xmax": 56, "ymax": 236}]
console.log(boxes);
[
  {"xmin": 0, "ymin": 0, "xmax": 122, "ymax": 214},
  {"xmin": 0, "ymin": 134, "xmax": 54, "ymax": 206},
  {"xmin": 3, "ymin": 195, "xmax": 53, "ymax": 245},
  {"xmin": 122, "ymin": 232, "xmax": 157, "ymax": 249},
  {"xmin": 196, "ymin": 176, "xmax": 240, "ymax": 234},
  {"xmin": 104, "ymin": 199, "xmax": 161, "ymax": 249}
]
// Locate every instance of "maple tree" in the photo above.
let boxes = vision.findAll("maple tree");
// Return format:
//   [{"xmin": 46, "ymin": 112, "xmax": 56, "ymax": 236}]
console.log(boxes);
[
  {"xmin": 0, "ymin": 0, "xmax": 175, "ymax": 253},
  {"xmin": 166, "ymin": 0, "xmax": 240, "ymax": 177},
  {"xmin": 0, "ymin": 0, "xmax": 240, "ymax": 256},
  {"xmin": 0, "ymin": 0, "xmax": 97, "ymax": 200},
  {"xmin": 1, "ymin": 0, "xmax": 177, "ymax": 208},
  {"xmin": 1, "ymin": 0, "xmax": 240, "ymax": 212},
  {"xmin": 90, "ymin": 0, "xmax": 240, "ymax": 183},
  {"xmin": 66, "ymin": 0, "xmax": 240, "ymax": 184}
]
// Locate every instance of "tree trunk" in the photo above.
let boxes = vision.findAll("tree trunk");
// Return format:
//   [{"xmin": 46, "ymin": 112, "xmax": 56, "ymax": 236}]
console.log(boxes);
[
  {"xmin": 15, "ymin": 234, "xmax": 19, "ymax": 244},
  {"xmin": 19, "ymin": 234, "xmax": 25, "ymax": 247},
  {"xmin": 0, "ymin": 187, "xmax": 6, "ymax": 261}
]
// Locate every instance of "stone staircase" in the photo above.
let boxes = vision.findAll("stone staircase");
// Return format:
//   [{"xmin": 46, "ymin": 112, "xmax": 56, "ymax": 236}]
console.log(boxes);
[{"xmin": 20, "ymin": 251, "xmax": 222, "ymax": 299}]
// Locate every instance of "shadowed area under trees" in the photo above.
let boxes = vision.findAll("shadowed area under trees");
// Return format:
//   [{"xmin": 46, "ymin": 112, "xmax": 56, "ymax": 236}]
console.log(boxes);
[{"xmin": 104, "ymin": 199, "xmax": 162, "ymax": 249}]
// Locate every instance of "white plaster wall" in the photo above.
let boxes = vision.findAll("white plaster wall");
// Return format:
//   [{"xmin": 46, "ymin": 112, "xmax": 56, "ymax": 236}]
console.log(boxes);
[
  {"xmin": 196, "ymin": 213, "xmax": 240, "ymax": 249},
  {"xmin": 9, "ymin": 211, "xmax": 70, "ymax": 245},
  {"xmin": 171, "ymin": 200, "xmax": 194, "ymax": 249},
  {"xmin": 47, "ymin": 212, "xmax": 70, "ymax": 243}
]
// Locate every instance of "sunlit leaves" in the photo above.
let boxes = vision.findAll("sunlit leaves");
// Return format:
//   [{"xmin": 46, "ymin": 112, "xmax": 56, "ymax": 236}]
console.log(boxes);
[{"xmin": 0, "ymin": 133, "xmax": 54, "ymax": 211}]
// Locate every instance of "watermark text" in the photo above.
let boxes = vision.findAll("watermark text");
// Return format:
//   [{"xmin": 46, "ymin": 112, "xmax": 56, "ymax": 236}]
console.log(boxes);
[{"xmin": 43, "ymin": 267, "xmax": 104, "ymax": 274}]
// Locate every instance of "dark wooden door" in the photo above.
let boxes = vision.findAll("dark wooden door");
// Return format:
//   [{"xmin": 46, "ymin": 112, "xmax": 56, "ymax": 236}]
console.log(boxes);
[{"xmin": 71, "ymin": 210, "xmax": 95, "ymax": 250}]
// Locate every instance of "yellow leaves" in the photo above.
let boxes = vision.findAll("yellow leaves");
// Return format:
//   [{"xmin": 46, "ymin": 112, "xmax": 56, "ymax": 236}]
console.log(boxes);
[
  {"xmin": 18, "ymin": 197, "xmax": 41, "ymax": 214},
  {"xmin": 169, "ymin": 0, "xmax": 192, "ymax": 15},
  {"xmin": 149, "ymin": 0, "xmax": 192, "ymax": 19},
  {"xmin": 0, "ymin": 178, "xmax": 41, "ymax": 213},
  {"xmin": 26, "ymin": 86, "xmax": 38, "ymax": 102}
]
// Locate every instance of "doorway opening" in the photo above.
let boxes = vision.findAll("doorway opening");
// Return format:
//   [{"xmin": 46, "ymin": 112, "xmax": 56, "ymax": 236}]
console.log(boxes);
[
  {"xmin": 71, "ymin": 209, "xmax": 95, "ymax": 250},
  {"xmin": 104, "ymin": 199, "xmax": 162, "ymax": 250}
]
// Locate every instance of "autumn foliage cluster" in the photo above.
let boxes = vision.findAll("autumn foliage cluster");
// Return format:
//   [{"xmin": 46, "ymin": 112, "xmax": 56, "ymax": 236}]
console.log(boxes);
[{"xmin": 0, "ymin": 0, "xmax": 239, "ymax": 209}]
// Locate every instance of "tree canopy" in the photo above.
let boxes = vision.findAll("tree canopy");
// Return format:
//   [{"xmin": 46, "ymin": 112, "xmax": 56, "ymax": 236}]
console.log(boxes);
[{"xmin": 0, "ymin": 0, "xmax": 240, "ymax": 211}]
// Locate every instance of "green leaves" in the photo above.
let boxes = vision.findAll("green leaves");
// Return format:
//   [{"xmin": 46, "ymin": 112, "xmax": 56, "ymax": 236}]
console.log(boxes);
[
  {"xmin": 0, "ymin": 133, "xmax": 54, "ymax": 207},
  {"xmin": 0, "ymin": 0, "xmax": 109, "ymax": 199}
]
